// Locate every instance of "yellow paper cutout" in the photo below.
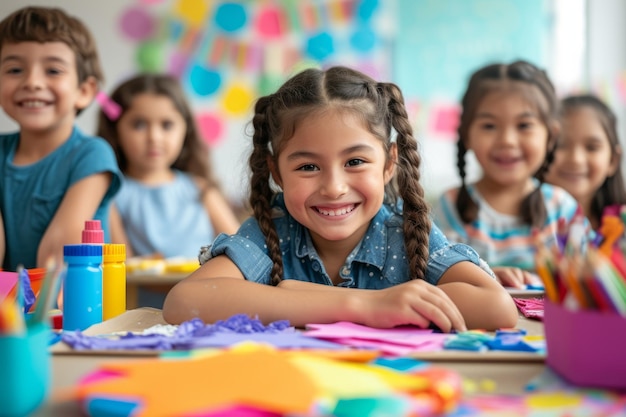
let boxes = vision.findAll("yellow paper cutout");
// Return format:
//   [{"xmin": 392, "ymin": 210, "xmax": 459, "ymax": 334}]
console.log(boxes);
[
  {"xmin": 222, "ymin": 83, "xmax": 255, "ymax": 116},
  {"xmin": 174, "ymin": 0, "xmax": 209, "ymax": 26},
  {"xmin": 526, "ymin": 392, "xmax": 584, "ymax": 408},
  {"xmin": 287, "ymin": 354, "xmax": 426, "ymax": 399}
]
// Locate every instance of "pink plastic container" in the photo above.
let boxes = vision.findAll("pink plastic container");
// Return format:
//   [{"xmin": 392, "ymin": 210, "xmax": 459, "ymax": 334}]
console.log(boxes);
[{"xmin": 544, "ymin": 300, "xmax": 626, "ymax": 390}]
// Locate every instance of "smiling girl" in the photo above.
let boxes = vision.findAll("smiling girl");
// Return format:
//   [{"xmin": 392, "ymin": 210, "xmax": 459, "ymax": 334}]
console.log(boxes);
[
  {"xmin": 163, "ymin": 66, "xmax": 517, "ymax": 331},
  {"xmin": 432, "ymin": 60, "xmax": 580, "ymax": 289}
]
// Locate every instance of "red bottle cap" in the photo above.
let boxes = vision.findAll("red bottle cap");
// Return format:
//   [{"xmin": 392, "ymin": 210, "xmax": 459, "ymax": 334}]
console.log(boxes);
[{"xmin": 82, "ymin": 220, "xmax": 104, "ymax": 244}]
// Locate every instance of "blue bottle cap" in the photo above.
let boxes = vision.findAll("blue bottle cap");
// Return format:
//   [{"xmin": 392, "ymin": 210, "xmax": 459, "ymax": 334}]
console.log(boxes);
[{"xmin": 63, "ymin": 244, "xmax": 102, "ymax": 257}]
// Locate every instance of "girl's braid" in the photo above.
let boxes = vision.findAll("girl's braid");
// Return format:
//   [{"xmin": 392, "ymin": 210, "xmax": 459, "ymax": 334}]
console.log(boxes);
[
  {"xmin": 380, "ymin": 82, "xmax": 429, "ymax": 280},
  {"xmin": 455, "ymin": 139, "xmax": 478, "ymax": 223},
  {"xmin": 249, "ymin": 95, "xmax": 284, "ymax": 284}
]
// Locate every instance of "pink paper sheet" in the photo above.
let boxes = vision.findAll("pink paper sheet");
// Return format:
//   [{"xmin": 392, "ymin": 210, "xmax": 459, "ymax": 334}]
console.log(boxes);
[
  {"xmin": 0, "ymin": 271, "xmax": 18, "ymax": 300},
  {"xmin": 304, "ymin": 322, "xmax": 450, "ymax": 355}
]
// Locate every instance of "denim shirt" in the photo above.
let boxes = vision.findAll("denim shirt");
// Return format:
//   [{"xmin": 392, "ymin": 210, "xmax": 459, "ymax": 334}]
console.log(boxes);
[{"xmin": 206, "ymin": 193, "xmax": 493, "ymax": 288}]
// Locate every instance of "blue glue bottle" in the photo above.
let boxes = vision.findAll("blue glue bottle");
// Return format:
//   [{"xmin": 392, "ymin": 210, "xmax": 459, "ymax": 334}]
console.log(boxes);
[{"xmin": 62, "ymin": 244, "xmax": 103, "ymax": 331}]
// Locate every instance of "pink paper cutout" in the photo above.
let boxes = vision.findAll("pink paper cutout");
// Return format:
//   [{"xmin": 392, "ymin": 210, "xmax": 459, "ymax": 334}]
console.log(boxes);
[
  {"xmin": 254, "ymin": 5, "xmax": 285, "ymax": 40},
  {"xmin": 430, "ymin": 104, "xmax": 460, "ymax": 139},
  {"xmin": 304, "ymin": 321, "xmax": 450, "ymax": 356},
  {"xmin": 188, "ymin": 404, "xmax": 281, "ymax": 417},
  {"xmin": 196, "ymin": 112, "xmax": 224, "ymax": 146},
  {"xmin": 119, "ymin": 6, "xmax": 155, "ymax": 41},
  {"xmin": 0, "ymin": 271, "xmax": 18, "ymax": 300}
]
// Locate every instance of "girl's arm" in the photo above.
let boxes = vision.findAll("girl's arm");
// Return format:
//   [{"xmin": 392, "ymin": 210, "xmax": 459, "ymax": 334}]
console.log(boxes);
[
  {"xmin": 37, "ymin": 173, "xmax": 112, "ymax": 267},
  {"xmin": 108, "ymin": 203, "xmax": 134, "ymax": 258},
  {"xmin": 437, "ymin": 261, "xmax": 519, "ymax": 330},
  {"xmin": 202, "ymin": 187, "xmax": 241, "ymax": 235},
  {"xmin": 492, "ymin": 266, "xmax": 542, "ymax": 289},
  {"xmin": 163, "ymin": 255, "xmax": 470, "ymax": 331}
]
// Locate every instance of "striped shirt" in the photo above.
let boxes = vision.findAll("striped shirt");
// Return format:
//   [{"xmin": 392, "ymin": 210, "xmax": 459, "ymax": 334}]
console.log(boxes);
[{"xmin": 431, "ymin": 182, "xmax": 579, "ymax": 271}]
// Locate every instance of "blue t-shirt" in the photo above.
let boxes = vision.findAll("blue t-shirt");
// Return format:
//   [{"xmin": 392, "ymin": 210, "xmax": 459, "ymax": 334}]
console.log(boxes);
[
  {"xmin": 114, "ymin": 171, "xmax": 215, "ymax": 258},
  {"xmin": 204, "ymin": 193, "xmax": 493, "ymax": 288},
  {"xmin": 0, "ymin": 127, "xmax": 122, "ymax": 270}
]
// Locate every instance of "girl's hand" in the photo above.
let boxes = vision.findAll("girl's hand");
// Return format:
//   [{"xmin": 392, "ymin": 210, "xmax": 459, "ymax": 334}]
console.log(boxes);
[
  {"xmin": 493, "ymin": 267, "xmax": 540, "ymax": 289},
  {"xmin": 359, "ymin": 280, "xmax": 467, "ymax": 333}
]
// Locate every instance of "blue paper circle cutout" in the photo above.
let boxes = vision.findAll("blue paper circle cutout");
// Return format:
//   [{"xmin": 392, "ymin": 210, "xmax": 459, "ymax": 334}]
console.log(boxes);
[
  {"xmin": 357, "ymin": 0, "xmax": 379, "ymax": 21},
  {"xmin": 214, "ymin": 2, "xmax": 247, "ymax": 33},
  {"xmin": 305, "ymin": 32, "xmax": 335, "ymax": 61},
  {"xmin": 350, "ymin": 26, "xmax": 377, "ymax": 52},
  {"xmin": 189, "ymin": 64, "xmax": 221, "ymax": 96}
]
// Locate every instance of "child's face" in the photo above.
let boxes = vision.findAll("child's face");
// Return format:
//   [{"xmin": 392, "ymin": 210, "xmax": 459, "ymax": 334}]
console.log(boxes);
[
  {"xmin": 466, "ymin": 89, "xmax": 549, "ymax": 190},
  {"xmin": 271, "ymin": 111, "xmax": 395, "ymax": 250},
  {"xmin": 0, "ymin": 41, "xmax": 94, "ymax": 138},
  {"xmin": 116, "ymin": 93, "xmax": 187, "ymax": 176},
  {"xmin": 546, "ymin": 107, "xmax": 618, "ymax": 207}
]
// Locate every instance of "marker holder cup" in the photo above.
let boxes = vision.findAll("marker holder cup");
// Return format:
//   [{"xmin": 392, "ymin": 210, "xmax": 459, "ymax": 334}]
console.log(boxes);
[
  {"xmin": 0, "ymin": 322, "xmax": 51, "ymax": 417},
  {"xmin": 544, "ymin": 300, "xmax": 626, "ymax": 390}
]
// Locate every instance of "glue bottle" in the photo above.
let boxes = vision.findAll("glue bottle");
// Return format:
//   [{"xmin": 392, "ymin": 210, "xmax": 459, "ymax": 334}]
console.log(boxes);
[
  {"xmin": 62, "ymin": 244, "xmax": 103, "ymax": 331},
  {"xmin": 56, "ymin": 219, "xmax": 105, "ymax": 312},
  {"xmin": 102, "ymin": 244, "xmax": 126, "ymax": 320}
]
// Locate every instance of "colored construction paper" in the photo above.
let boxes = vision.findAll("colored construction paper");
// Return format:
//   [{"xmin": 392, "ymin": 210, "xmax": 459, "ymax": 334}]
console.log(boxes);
[
  {"xmin": 62, "ymin": 315, "xmax": 345, "ymax": 352},
  {"xmin": 77, "ymin": 349, "xmax": 319, "ymax": 416},
  {"xmin": 304, "ymin": 321, "xmax": 450, "ymax": 354},
  {"xmin": 0, "ymin": 271, "xmax": 18, "ymax": 300},
  {"xmin": 77, "ymin": 346, "xmax": 459, "ymax": 417}
]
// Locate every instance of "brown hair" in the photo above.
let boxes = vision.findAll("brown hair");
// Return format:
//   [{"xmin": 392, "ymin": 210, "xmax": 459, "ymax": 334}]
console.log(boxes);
[
  {"xmin": 96, "ymin": 73, "xmax": 218, "ymax": 187},
  {"xmin": 455, "ymin": 60, "xmax": 559, "ymax": 228},
  {"xmin": 560, "ymin": 94, "xmax": 626, "ymax": 223},
  {"xmin": 249, "ymin": 66, "xmax": 430, "ymax": 285},
  {"xmin": 0, "ymin": 6, "xmax": 104, "ymax": 87}
]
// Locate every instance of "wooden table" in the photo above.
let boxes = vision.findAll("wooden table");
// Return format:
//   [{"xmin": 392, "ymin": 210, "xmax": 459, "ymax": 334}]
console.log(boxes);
[
  {"xmin": 125, "ymin": 272, "xmax": 188, "ymax": 309},
  {"xmin": 34, "ymin": 309, "xmax": 548, "ymax": 416}
]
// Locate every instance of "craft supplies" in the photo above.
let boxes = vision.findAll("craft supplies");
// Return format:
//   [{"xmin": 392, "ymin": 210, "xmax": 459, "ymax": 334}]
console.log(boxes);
[
  {"xmin": 102, "ymin": 244, "xmax": 126, "ymax": 320},
  {"xmin": 535, "ymin": 205, "xmax": 626, "ymax": 389},
  {"xmin": 62, "ymin": 244, "xmax": 103, "ymax": 331}
]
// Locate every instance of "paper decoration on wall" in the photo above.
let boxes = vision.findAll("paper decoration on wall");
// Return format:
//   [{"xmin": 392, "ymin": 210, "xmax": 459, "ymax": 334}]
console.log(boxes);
[
  {"xmin": 119, "ymin": 7, "xmax": 156, "ymax": 40},
  {"xmin": 223, "ymin": 83, "xmax": 254, "ymax": 116},
  {"xmin": 350, "ymin": 25, "xmax": 376, "ymax": 52},
  {"xmin": 305, "ymin": 31, "xmax": 335, "ymax": 61},
  {"xmin": 197, "ymin": 112, "xmax": 224, "ymax": 146},
  {"xmin": 189, "ymin": 64, "xmax": 221, "ymax": 96},
  {"xmin": 214, "ymin": 2, "xmax": 247, "ymax": 33},
  {"xmin": 174, "ymin": 0, "xmax": 208, "ymax": 26},
  {"xmin": 254, "ymin": 5, "xmax": 287, "ymax": 39},
  {"xmin": 136, "ymin": 41, "xmax": 163, "ymax": 72},
  {"xmin": 430, "ymin": 103, "xmax": 460, "ymax": 139},
  {"xmin": 120, "ymin": 0, "xmax": 390, "ymax": 145}
]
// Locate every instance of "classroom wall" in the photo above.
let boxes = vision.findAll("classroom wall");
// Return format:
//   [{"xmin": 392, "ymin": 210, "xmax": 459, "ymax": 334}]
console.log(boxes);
[{"xmin": 1, "ymin": 0, "xmax": 624, "ymax": 207}]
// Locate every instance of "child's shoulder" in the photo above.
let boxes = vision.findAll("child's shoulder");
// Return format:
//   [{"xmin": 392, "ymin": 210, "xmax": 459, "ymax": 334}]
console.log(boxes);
[
  {"xmin": 539, "ymin": 182, "xmax": 579, "ymax": 217},
  {"xmin": 539, "ymin": 182, "xmax": 576, "ymax": 204},
  {"xmin": 436, "ymin": 185, "xmax": 465, "ymax": 203},
  {"xmin": 0, "ymin": 131, "xmax": 19, "ymax": 153}
]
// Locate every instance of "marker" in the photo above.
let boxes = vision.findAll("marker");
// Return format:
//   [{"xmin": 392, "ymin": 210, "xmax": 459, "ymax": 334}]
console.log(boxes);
[
  {"xmin": 534, "ymin": 247, "xmax": 559, "ymax": 302},
  {"xmin": 599, "ymin": 215, "xmax": 624, "ymax": 257}
]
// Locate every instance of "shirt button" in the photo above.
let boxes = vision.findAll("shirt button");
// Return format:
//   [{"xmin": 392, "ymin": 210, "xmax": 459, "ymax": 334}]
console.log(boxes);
[
  {"xmin": 342, "ymin": 267, "xmax": 350, "ymax": 275},
  {"xmin": 312, "ymin": 262, "xmax": 320, "ymax": 271}
]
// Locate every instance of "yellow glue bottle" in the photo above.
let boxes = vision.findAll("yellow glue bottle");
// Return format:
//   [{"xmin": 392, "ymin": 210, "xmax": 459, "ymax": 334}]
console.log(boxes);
[{"xmin": 102, "ymin": 244, "xmax": 126, "ymax": 320}]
